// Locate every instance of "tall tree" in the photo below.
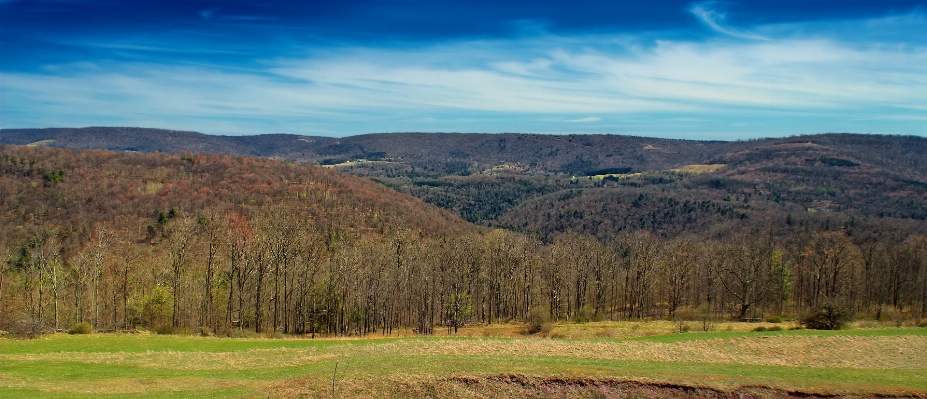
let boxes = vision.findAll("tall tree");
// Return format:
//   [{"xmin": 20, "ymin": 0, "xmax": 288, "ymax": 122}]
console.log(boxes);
[
  {"xmin": 661, "ymin": 236, "xmax": 698, "ymax": 318},
  {"xmin": 718, "ymin": 236, "xmax": 779, "ymax": 320},
  {"xmin": 620, "ymin": 230, "xmax": 660, "ymax": 319},
  {"xmin": 797, "ymin": 231, "xmax": 862, "ymax": 312},
  {"xmin": 166, "ymin": 216, "xmax": 198, "ymax": 328}
]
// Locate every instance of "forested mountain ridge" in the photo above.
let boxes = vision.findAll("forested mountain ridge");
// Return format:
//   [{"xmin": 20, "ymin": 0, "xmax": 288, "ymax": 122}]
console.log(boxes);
[
  {"xmin": 1, "ymin": 144, "xmax": 926, "ymax": 339},
  {"xmin": 495, "ymin": 134, "xmax": 927, "ymax": 239},
  {"xmin": 0, "ymin": 145, "xmax": 468, "ymax": 238},
  {"xmin": 1, "ymin": 127, "xmax": 730, "ymax": 172},
  {"xmin": 4, "ymin": 128, "xmax": 926, "ymax": 239},
  {"xmin": 0, "ymin": 145, "xmax": 473, "ymax": 335},
  {"xmin": 8, "ymin": 128, "xmax": 926, "ymax": 176},
  {"xmin": 0, "ymin": 127, "xmax": 336, "ymax": 158}
]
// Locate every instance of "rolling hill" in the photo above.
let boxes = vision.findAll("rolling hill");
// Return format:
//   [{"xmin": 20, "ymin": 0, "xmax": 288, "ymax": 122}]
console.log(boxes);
[
  {"xmin": 3, "ymin": 127, "xmax": 926, "ymax": 239},
  {"xmin": 1, "ymin": 133, "xmax": 925, "ymax": 342}
]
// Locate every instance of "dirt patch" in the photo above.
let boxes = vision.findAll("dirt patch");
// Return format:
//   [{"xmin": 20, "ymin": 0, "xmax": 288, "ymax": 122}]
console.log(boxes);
[
  {"xmin": 271, "ymin": 373, "xmax": 927, "ymax": 398},
  {"xmin": 443, "ymin": 374, "xmax": 925, "ymax": 399}
]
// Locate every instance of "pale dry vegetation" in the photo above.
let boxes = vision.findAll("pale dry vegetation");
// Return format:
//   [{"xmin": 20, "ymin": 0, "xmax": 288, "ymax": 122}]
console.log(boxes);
[
  {"xmin": 351, "ymin": 334, "xmax": 927, "ymax": 370},
  {"xmin": 673, "ymin": 163, "xmax": 725, "ymax": 174},
  {"xmin": 2, "ymin": 327, "xmax": 925, "ymax": 398}
]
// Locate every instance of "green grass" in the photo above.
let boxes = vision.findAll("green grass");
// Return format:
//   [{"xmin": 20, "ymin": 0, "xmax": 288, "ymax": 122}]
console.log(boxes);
[
  {"xmin": 1, "ymin": 327, "xmax": 925, "ymax": 398},
  {"xmin": 0, "ymin": 333, "xmax": 365, "ymax": 354},
  {"xmin": 623, "ymin": 325, "xmax": 927, "ymax": 343}
]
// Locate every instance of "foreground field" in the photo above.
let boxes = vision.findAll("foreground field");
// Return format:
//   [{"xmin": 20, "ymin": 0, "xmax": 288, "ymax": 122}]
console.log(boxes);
[{"xmin": 1, "ymin": 325, "xmax": 925, "ymax": 398}]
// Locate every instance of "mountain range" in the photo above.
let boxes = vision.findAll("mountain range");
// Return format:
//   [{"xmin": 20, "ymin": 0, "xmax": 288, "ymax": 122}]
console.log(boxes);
[{"xmin": 3, "ymin": 127, "xmax": 926, "ymax": 239}]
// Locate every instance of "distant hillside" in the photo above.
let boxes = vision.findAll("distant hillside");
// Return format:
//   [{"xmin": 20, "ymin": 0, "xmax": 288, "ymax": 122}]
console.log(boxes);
[
  {"xmin": 3, "ymin": 127, "xmax": 926, "ymax": 239},
  {"xmin": 0, "ymin": 144, "xmax": 470, "ymax": 243},
  {"xmin": 0, "ymin": 127, "xmax": 336, "ymax": 159},
  {"xmin": 5, "ymin": 127, "xmax": 926, "ymax": 178},
  {"xmin": 494, "ymin": 134, "xmax": 927, "ymax": 239},
  {"xmin": 308, "ymin": 132, "xmax": 742, "ymax": 176},
  {"xmin": 0, "ymin": 127, "xmax": 755, "ymax": 175},
  {"xmin": 0, "ymin": 145, "xmax": 472, "ymax": 336}
]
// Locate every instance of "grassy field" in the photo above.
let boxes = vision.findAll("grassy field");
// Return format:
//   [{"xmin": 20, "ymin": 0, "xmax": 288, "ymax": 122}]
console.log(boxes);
[{"xmin": 1, "ymin": 322, "xmax": 925, "ymax": 398}]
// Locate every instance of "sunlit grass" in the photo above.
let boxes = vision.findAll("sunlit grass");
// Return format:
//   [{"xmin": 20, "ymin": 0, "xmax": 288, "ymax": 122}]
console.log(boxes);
[{"xmin": 1, "ymin": 324, "xmax": 925, "ymax": 398}]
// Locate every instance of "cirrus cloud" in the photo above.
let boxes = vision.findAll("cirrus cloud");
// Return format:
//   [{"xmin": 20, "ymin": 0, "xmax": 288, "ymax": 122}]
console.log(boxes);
[{"xmin": 2, "ymin": 6, "xmax": 925, "ymax": 139}]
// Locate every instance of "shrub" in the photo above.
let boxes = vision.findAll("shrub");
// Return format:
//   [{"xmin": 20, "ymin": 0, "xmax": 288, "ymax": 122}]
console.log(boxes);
[
  {"xmin": 540, "ymin": 322, "xmax": 554, "ymax": 336},
  {"xmin": 802, "ymin": 303, "xmax": 852, "ymax": 330},
  {"xmin": 594, "ymin": 327, "xmax": 616, "ymax": 337},
  {"xmin": 765, "ymin": 315, "xmax": 783, "ymax": 323},
  {"xmin": 674, "ymin": 320, "xmax": 691, "ymax": 333},
  {"xmin": 526, "ymin": 307, "xmax": 550, "ymax": 334},
  {"xmin": 918, "ymin": 319, "xmax": 927, "ymax": 328},
  {"xmin": 174, "ymin": 327, "xmax": 193, "ymax": 335},
  {"xmin": 767, "ymin": 325, "xmax": 783, "ymax": 331},
  {"xmin": 226, "ymin": 328, "xmax": 259, "ymax": 338},
  {"xmin": 855, "ymin": 320, "xmax": 878, "ymax": 329},
  {"xmin": 154, "ymin": 324, "xmax": 175, "ymax": 335},
  {"xmin": 154, "ymin": 325, "xmax": 193, "ymax": 335},
  {"xmin": 752, "ymin": 326, "xmax": 767, "ymax": 332},
  {"xmin": 68, "ymin": 322, "xmax": 92, "ymax": 335},
  {"xmin": 879, "ymin": 307, "xmax": 909, "ymax": 327},
  {"xmin": 199, "ymin": 326, "xmax": 212, "ymax": 337},
  {"xmin": 5, "ymin": 319, "xmax": 43, "ymax": 338},
  {"xmin": 579, "ymin": 305, "xmax": 600, "ymax": 322}
]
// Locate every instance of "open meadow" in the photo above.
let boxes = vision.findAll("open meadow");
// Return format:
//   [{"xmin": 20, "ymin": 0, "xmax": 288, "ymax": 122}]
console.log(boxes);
[{"xmin": 1, "ymin": 322, "xmax": 925, "ymax": 398}]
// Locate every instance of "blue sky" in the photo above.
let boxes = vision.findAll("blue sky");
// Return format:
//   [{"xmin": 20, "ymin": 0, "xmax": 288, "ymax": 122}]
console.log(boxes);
[{"xmin": 1, "ymin": 1, "xmax": 926, "ymax": 139}]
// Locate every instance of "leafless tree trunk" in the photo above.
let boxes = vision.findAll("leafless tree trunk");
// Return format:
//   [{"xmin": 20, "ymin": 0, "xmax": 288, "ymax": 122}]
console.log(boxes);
[
  {"xmin": 718, "ymin": 237, "xmax": 776, "ymax": 320},
  {"xmin": 662, "ymin": 237, "xmax": 697, "ymax": 318},
  {"xmin": 167, "ymin": 217, "xmax": 197, "ymax": 328},
  {"xmin": 198, "ymin": 211, "xmax": 222, "ymax": 332}
]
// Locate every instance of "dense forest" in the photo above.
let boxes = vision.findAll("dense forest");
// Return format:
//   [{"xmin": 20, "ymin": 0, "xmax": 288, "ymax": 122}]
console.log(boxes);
[
  {"xmin": 1, "ymin": 145, "xmax": 925, "ymax": 337},
  {"xmin": 5, "ymin": 128, "xmax": 927, "ymax": 235}
]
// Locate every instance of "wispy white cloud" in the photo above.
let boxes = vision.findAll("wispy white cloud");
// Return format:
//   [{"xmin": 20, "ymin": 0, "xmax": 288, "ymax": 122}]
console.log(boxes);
[
  {"xmin": 221, "ymin": 15, "xmax": 278, "ymax": 21},
  {"xmin": 690, "ymin": 2, "xmax": 769, "ymax": 41},
  {"xmin": 3, "ymin": 11, "xmax": 926, "ymax": 137},
  {"xmin": 566, "ymin": 117, "xmax": 601, "ymax": 123},
  {"xmin": 81, "ymin": 41, "xmax": 250, "ymax": 55},
  {"xmin": 198, "ymin": 8, "xmax": 277, "ymax": 22}
]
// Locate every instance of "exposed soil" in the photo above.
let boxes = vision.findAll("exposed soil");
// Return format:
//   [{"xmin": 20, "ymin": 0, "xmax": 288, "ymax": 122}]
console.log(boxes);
[
  {"xmin": 441, "ymin": 374, "xmax": 927, "ymax": 399},
  {"xmin": 271, "ymin": 373, "xmax": 927, "ymax": 399}
]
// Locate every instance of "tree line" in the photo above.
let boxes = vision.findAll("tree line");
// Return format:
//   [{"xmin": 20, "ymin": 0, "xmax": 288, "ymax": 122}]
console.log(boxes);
[{"xmin": 3, "ymin": 211, "xmax": 925, "ymax": 336}]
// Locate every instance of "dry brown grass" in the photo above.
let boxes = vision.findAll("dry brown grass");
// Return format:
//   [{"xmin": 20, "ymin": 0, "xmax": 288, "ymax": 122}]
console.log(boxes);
[
  {"xmin": 3, "ymin": 323, "xmax": 925, "ymax": 398},
  {"xmin": 0, "ymin": 349, "xmax": 338, "ymax": 371},
  {"xmin": 11, "ymin": 331, "xmax": 921, "ymax": 383},
  {"xmin": 448, "ymin": 320, "xmax": 791, "ymax": 339},
  {"xmin": 344, "ymin": 334, "xmax": 927, "ymax": 370},
  {"xmin": 0, "ymin": 376, "xmax": 254, "ymax": 396},
  {"xmin": 672, "ymin": 164, "xmax": 726, "ymax": 174},
  {"xmin": 586, "ymin": 163, "xmax": 724, "ymax": 181}
]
